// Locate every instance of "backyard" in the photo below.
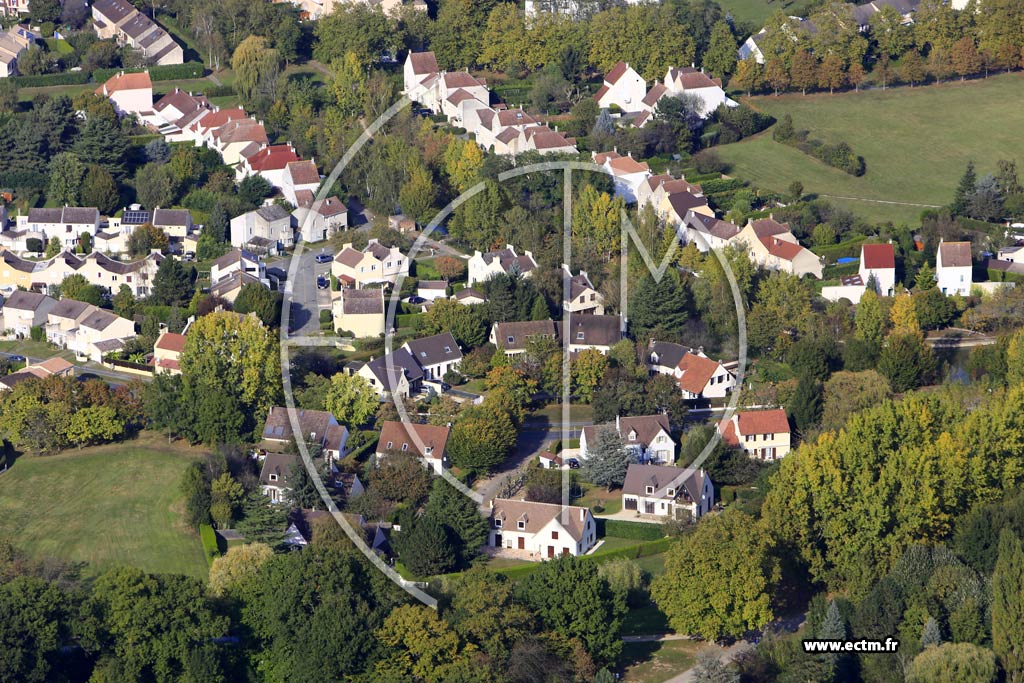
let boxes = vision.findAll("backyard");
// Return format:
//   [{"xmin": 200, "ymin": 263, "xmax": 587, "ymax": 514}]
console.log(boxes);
[
  {"xmin": 718, "ymin": 73, "xmax": 1024, "ymax": 225},
  {"xmin": 0, "ymin": 435, "xmax": 209, "ymax": 578}
]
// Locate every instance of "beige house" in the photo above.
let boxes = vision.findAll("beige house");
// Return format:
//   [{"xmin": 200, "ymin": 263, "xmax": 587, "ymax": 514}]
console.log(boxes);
[
  {"xmin": 622, "ymin": 463, "xmax": 713, "ymax": 521},
  {"xmin": 153, "ymin": 331, "xmax": 186, "ymax": 375},
  {"xmin": 333, "ymin": 288, "xmax": 385, "ymax": 338},
  {"xmin": 731, "ymin": 217, "xmax": 823, "ymax": 279},
  {"xmin": 488, "ymin": 499, "xmax": 597, "ymax": 559},
  {"xmin": 331, "ymin": 240, "xmax": 409, "ymax": 288},
  {"xmin": 718, "ymin": 408, "xmax": 792, "ymax": 461}
]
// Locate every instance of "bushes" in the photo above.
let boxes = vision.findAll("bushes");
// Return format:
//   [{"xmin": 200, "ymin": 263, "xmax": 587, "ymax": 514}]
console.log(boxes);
[
  {"xmin": 600, "ymin": 519, "xmax": 665, "ymax": 541},
  {"xmin": 200, "ymin": 524, "xmax": 220, "ymax": 567}
]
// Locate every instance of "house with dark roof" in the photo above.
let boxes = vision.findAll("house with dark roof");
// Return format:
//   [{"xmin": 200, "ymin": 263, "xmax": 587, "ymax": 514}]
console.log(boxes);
[
  {"xmin": 581, "ymin": 414, "xmax": 676, "ymax": 464},
  {"xmin": 402, "ymin": 332, "xmax": 462, "ymax": 381},
  {"xmin": 621, "ymin": 463, "xmax": 713, "ymax": 521},
  {"xmin": 468, "ymin": 244, "xmax": 538, "ymax": 286},
  {"xmin": 936, "ymin": 240, "xmax": 973, "ymax": 296},
  {"xmin": 488, "ymin": 499, "xmax": 597, "ymax": 559},
  {"xmin": 376, "ymin": 420, "xmax": 451, "ymax": 474},
  {"xmin": 595, "ymin": 61, "xmax": 646, "ymax": 113},
  {"xmin": 717, "ymin": 409, "xmax": 791, "ymax": 461},
  {"xmin": 333, "ymin": 287, "xmax": 385, "ymax": 338},
  {"xmin": 647, "ymin": 340, "xmax": 735, "ymax": 400}
]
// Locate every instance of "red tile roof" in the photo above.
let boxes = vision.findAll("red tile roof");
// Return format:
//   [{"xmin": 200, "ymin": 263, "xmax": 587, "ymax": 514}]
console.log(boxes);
[{"xmin": 861, "ymin": 243, "xmax": 895, "ymax": 270}]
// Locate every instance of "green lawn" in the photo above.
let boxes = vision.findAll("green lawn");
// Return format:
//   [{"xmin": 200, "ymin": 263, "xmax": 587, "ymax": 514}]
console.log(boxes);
[
  {"xmin": 718, "ymin": 73, "xmax": 1024, "ymax": 225},
  {"xmin": 620, "ymin": 640, "xmax": 701, "ymax": 683},
  {"xmin": 0, "ymin": 437, "xmax": 209, "ymax": 579}
]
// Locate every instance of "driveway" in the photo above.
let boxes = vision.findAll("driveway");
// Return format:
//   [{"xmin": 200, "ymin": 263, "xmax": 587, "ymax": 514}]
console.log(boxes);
[{"xmin": 286, "ymin": 248, "xmax": 334, "ymax": 336}]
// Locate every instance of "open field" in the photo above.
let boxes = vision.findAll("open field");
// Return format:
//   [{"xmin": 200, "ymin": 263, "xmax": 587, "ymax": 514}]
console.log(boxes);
[
  {"xmin": 0, "ymin": 436, "xmax": 209, "ymax": 578},
  {"xmin": 718, "ymin": 73, "xmax": 1024, "ymax": 225}
]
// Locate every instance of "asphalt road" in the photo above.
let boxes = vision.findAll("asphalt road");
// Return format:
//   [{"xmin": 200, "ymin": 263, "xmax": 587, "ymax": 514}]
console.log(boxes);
[{"xmin": 285, "ymin": 248, "xmax": 334, "ymax": 336}]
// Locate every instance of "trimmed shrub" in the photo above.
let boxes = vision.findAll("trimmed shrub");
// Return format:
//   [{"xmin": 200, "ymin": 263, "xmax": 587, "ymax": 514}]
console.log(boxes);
[
  {"xmin": 200, "ymin": 524, "xmax": 220, "ymax": 566},
  {"xmin": 601, "ymin": 519, "xmax": 665, "ymax": 541}
]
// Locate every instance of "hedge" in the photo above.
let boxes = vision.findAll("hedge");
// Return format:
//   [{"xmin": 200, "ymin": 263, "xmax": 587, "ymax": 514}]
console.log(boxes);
[
  {"xmin": 93, "ymin": 62, "xmax": 206, "ymax": 83},
  {"xmin": 200, "ymin": 524, "xmax": 220, "ymax": 567},
  {"xmin": 13, "ymin": 71, "xmax": 91, "ymax": 87},
  {"xmin": 599, "ymin": 519, "xmax": 665, "ymax": 541}
]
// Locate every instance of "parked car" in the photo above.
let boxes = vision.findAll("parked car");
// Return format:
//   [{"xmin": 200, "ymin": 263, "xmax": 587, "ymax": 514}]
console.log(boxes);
[{"xmin": 314, "ymin": 252, "xmax": 333, "ymax": 264}]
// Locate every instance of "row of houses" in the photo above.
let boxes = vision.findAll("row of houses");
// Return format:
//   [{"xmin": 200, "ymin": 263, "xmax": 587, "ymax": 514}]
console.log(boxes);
[
  {"xmin": 594, "ymin": 61, "xmax": 737, "ymax": 123},
  {"xmin": 403, "ymin": 51, "xmax": 579, "ymax": 156},
  {"xmin": 0, "ymin": 290, "xmax": 135, "ymax": 361}
]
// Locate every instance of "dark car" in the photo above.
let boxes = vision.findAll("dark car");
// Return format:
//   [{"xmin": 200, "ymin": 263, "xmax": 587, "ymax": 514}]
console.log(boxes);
[
  {"xmin": 317, "ymin": 276, "xmax": 329, "ymax": 290},
  {"xmin": 314, "ymin": 252, "xmax": 333, "ymax": 264},
  {"xmin": 566, "ymin": 458, "xmax": 581, "ymax": 469}
]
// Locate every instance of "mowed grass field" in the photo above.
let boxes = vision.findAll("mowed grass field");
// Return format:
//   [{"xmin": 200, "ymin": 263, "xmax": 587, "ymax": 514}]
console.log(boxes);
[
  {"xmin": 717, "ymin": 73, "xmax": 1024, "ymax": 225},
  {"xmin": 0, "ymin": 436, "xmax": 209, "ymax": 578}
]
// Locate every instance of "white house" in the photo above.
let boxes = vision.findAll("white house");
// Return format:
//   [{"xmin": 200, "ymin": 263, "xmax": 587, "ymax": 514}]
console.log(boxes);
[
  {"xmin": 581, "ymin": 414, "xmax": 676, "ymax": 464},
  {"xmin": 487, "ymin": 499, "xmax": 597, "ymax": 559},
  {"xmin": 376, "ymin": 420, "xmax": 450, "ymax": 475},
  {"xmin": 594, "ymin": 61, "xmax": 646, "ymax": 113},
  {"xmin": 621, "ymin": 463, "xmax": 713, "ymax": 521},
  {"xmin": 468, "ymin": 245, "xmax": 538, "ymax": 286},
  {"xmin": 647, "ymin": 341, "xmax": 735, "ymax": 400},
  {"xmin": 717, "ymin": 409, "xmax": 792, "ymax": 461},
  {"xmin": 936, "ymin": 240, "xmax": 973, "ymax": 296}
]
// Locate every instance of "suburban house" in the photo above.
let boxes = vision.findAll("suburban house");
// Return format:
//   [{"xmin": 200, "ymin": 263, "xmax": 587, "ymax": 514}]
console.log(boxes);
[
  {"xmin": 647, "ymin": 341, "xmax": 735, "ymax": 400},
  {"xmin": 292, "ymin": 195, "xmax": 348, "ymax": 243},
  {"xmin": 153, "ymin": 330, "xmax": 186, "ymax": 375},
  {"xmin": 489, "ymin": 320, "xmax": 558, "ymax": 356},
  {"xmin": 822, "ymin": 242, "xmax": 897, "ymax": 304},
  {"xmin": 717, "ymin": 408, "xmax": 792, "ymax": 461},
  {"xmin": 402, "ymin": 332, "xmax": 462, "ymax": 381},
  {"xmin": 91, "ymin": 0, "xmax": 184, "ymax": 65},
  {"xmin": 331, "ymin": 240, "xmax": 409, "ymax": 288},
  {"xmin": 259, "ymin": 452, "xmax": 296, "ymax": 504},
  {"xmin": 487, "ymin": 499, "xmax": 597, "ymax": 559},
  {"xmin": 229, "ymin": 204, "xmax": 293, "ymax": 252},
  {"xmin": 352, "ymin": 348, "xmax": 425, "ymax": 400},
  {"xmin": 45, "ymin": 299, "xmax": 136, "ymax": 362},
  {"xmin": 333, "ymin": 287, "xmax": 386, "ymax": 338},
  {"xmin": 660, "ymin": 65, "xmax": 737, "ymax": 117},
  {"xmin": 0, "ymin": 24, "xmax": 36, "ymax": 78},
  {"xmin": 375, "ymin": 420, "xmax": 450, "ymax": 475},
  {"xmin": 261, "ymin": 406, "xmax": 350, "ymax": 460},
  {"xmin": 1, "ymin": 290, "xmax": 56, "ymax": 337},
  {"xmin": 558, "ymin": 314, "xmax": 623, "ymax": 354},
  {"xmin": 594, "ymin": 61, "xmax": 646, "ymax": 113},
  {"xmin": 682, "ymin": 210, "xmax": 741, "ymax": 251},
  {"xmin": 468, "ymin": 245, "xmax": 538, "ymax": 285},
  {"xmin": 581, "ymin": 414, "xmax": 676, "ymax": 464},
  {"xmin": 95, "ymin": 70, "xmax": 153, "ymax": 118},
  {"xmin": 17, "ymin": 207, "xmax": 101, "ymax": 249},
  {"xmin": 562, "ymin": 264, "xmax": 604, "ymax": 315},
  {"xmin": 210, "ymin": 249, "xmax": 266, "ymax": 286},
  {"xmin": 0, "ymin": 357, "xmax": 75, "ymax": 391},
  {"xmin": 936, "ymin": 240, "xmax": 973, "ymax": 296},
  {"xmin": 731, "ymin": 217, "xmax": 824, "ymax": 279},
  {"xmin": 621, "ymin": 463, "xmax": 714, "ymax": 521},
  {"xmin": 416, "ymin": 280, "xmax": 448, "ymax": 302},
  {"xmin": 592, "ymin": 150, "xmax": 651, "ymax": 203}
]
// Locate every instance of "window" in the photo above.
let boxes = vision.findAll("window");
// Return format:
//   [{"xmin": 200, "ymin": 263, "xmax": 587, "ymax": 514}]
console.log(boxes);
[
  {"xmin": 517, "ymin": 520, "xmax": 525, "ymax": 530},
  {"xmin": 645, "ymin": 485, "xmax": 654, "ymax": 494},
  {"xmin": 552, "ymin": 531, "xmax": 559, "ymax": 539}
]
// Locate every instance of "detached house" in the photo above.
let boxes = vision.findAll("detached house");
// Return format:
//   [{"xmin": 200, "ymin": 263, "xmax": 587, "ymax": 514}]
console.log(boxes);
[
  {"xmin": 376, "ymin": 420, "xmax": 450, "ymax": 475},
  {"xmin": 622, "ymin": 463, "xmax": 713, "ymax": 521},
  {"xmin": 647, "ymin": 340, "xmax": 735, "ymax": 400},
  {"xmin": 581, "ymin": 414, "xmax": 676, "ymax": 464},
  {"xmin": 468, "ymin": 245, "xmax": 538, "ymax": 285},
  {"xmin": 402, "ymin": 332, "xmax": 462, "ymax": 381},
  {"xmin": 936, "ymin": 240, "xmax": 973, "ymax": 296},
  {"xmin": 488, "ymin": 499, "xmax": 597, "ymax": 559},
  {"xmin": 95, "ymin": 70, "xmax": 153, "ymax": 118},
  {"xmin": 594, "ymin": 61, "xmax": 646, "ymax": 113},
  {"xmin": 717, "ymin": 408, "xmax": 792, "ymax": 461},
  {"xmin": 562, "ymin": 264, "xmax": 604, "ymax": 315},
  {"xmin": 331, "ymin": 240, "xmax": 409, "ymax": 288}
]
